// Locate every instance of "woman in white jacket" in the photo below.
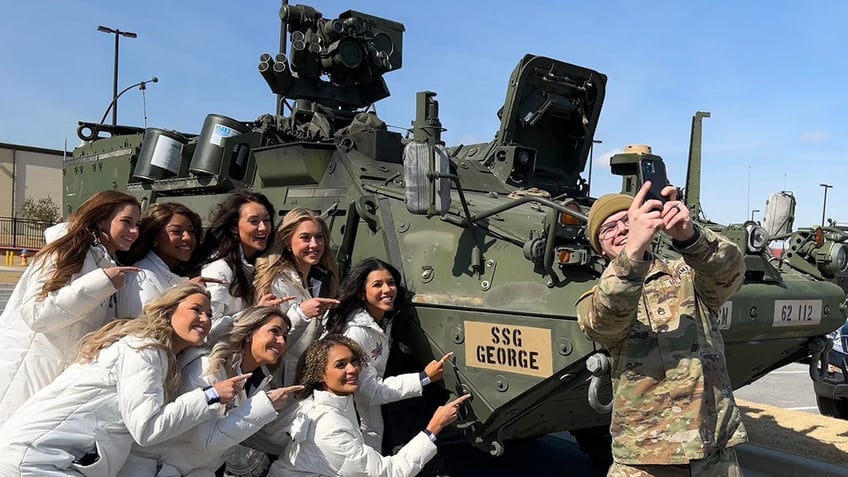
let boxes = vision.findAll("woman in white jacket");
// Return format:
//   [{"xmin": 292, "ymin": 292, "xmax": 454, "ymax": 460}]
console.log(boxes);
[
  {"xmin": 0, "ymin": 282, "xmax": 249, "ymax": 476},
  {"xmin": 324, "ymin": 258, "xmax": 451, "ymax": 452},
  {"xmin": 269, "ymin": 335, "xmax": 471, "ymax": 477},
  {"xmin": 0, "ymin": 190, "xmax": 143, "ymax": 425},
  {"xmin": 254, "ymin": 208, "xmax": 341, "ymax": 386},
  {"xmin": 118, "ymin": 202, "xmax": 209, "ymax": 313},
  {"xmin": 198, "ymin": 191, "xmax": 283, "ymax": 325},
  {"xmin": 119, "ymin": 305, "xmax": 303, "ymax": 477}
]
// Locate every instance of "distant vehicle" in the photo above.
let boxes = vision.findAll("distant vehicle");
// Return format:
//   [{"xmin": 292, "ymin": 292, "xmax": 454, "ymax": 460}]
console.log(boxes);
[{"xmin": 65, "ymin": 3, "xmax": 847, "ymax": 462}]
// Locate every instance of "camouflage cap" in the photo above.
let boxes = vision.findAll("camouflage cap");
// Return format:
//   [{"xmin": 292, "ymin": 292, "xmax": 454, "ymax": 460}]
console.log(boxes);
[{"xmin": 587, "ymin": 194, "xmax": 632, "ymax": 253}]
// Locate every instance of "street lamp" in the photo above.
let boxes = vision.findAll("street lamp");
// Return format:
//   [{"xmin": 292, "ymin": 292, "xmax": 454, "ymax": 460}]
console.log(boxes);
[
  {"xmin": 97, "ymin": 25, "xmax": 138, "ymax": 126},
  {"xmin": 751, "ymin": 209, "xmax": 760, "ymax": 221},
  {"xmin": 820, "ymin": 183, "xmax": 833, "ymax": 227},
  {"xmin": 99, "ymin": 77, "xmax": 158, "ymax": 125}
]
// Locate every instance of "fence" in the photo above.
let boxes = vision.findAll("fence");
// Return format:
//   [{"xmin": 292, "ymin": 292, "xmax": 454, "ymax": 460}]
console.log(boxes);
[{"xmin": 0, "ymin": 217, "xmax": 51, "ymax": 250}]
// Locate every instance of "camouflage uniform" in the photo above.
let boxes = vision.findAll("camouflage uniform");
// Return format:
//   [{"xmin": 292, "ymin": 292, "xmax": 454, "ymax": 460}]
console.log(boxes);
[{"xmin": 577, "ymin": 225, "xmax": 748, "ymax": 473}]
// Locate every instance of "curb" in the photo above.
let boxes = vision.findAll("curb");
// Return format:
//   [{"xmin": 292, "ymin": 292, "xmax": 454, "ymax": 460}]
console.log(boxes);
[{"xmin": 737, "ymin": 443, "xmax": 848, "ymax": 476}]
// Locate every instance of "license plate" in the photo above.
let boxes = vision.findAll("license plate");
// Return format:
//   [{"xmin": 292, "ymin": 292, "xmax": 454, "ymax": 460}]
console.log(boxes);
[
  {"xmin": 717, "ymin": 302, "xmax": 732, "ymax": 330},
  {"xmin": 772, "ymin": 299, "xmax": 822, "ymax": 327}
]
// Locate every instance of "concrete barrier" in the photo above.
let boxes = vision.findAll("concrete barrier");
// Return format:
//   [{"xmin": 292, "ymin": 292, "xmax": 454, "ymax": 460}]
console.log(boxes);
[{"xmin": 737, "ymin": 443, "xmax": 848, "ymax": 477}]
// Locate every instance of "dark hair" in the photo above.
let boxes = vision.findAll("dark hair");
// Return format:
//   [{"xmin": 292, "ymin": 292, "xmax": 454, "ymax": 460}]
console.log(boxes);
[
  {"xmin": 325, "ymin": 258, "xmax": 409, "ymax": 335},
  {"xmin": 198, "ymin": 191, "xmax": 276, "ymax": 303},
  {"xmin": 119, "ymin": 202, "xmax": 204, "ymax": 273},
  {"xmin": 294, "ymin": 334, "xmax": 368, "ymax": 399}
]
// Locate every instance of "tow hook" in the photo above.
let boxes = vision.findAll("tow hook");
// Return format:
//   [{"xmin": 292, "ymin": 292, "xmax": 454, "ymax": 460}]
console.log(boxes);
[
  {"xmin": 586, "ymin": 353, "xmax": 612, "ymax": 414},
  {"xmin": 808, "ymin": 335, "xmax": 833, "ymax": 382}
]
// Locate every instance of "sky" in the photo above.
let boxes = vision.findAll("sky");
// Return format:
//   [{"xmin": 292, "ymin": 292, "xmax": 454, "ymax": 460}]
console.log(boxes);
[{"xmin": 2, "ymin": 1, "xmax": 847, "ymax": 229}]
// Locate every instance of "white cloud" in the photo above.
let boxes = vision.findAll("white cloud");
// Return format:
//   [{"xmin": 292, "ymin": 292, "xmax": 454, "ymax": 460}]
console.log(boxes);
[{"xmin": 801, "ymin": 131, "xmax": 830, "ymax": 142}]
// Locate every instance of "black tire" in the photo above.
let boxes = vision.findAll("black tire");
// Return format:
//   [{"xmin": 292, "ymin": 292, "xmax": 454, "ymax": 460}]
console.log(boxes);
[
  {"xmin": 816, "ymin": 395, "xmax": 848, "ymax": 419},
  {"xmin": 571, "ymin": 426, "xmax": 613, "ymax": 470}
]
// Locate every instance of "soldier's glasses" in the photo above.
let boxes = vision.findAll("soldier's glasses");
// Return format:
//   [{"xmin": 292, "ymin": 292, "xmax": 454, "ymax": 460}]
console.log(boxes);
[{"xmin": 600, "ymin": 215, "xmax": 629, "ymax": 240}]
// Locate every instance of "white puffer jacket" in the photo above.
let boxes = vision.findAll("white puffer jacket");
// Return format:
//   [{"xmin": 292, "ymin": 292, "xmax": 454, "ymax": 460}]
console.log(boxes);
[
  {"xmin": 268, "ymin": 390, "xmax": 436, "ymax": 477},
  {"xmin": 0, "ymin": 335, "xmax": 214, "ymax": 476},
  {"xmin": 271, "ymin": 265, "xmax": 325, "ymax": 386},
  {"xmin": 202, "ymin": 253, "xmax": 254, "ymax": 327},
  {"xmin": 343, "ymin": 309, "xmax": 423, "ymax": 450},
  {"xmin": 118, "ymin": 348, "xmax": 278, "ymax": 477},
  {"xmin": 118, "ymin": 251, "xmax": 188, "ymax": 317},
  {"xmin": 0, "ymin": 244, "xmax": 125, "ymax": 425}
]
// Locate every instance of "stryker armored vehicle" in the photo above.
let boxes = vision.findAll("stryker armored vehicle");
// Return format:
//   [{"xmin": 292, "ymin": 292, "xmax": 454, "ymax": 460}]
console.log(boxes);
[{"xmin": 65, "ymin": 4, "xmax": 847, "ymax": 463}]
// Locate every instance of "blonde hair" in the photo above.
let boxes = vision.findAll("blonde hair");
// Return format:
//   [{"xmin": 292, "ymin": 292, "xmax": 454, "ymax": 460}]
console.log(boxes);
[
  {"xmin": 36, "ymin": 190, "xmax": 140, "ymax": 297},
  {"xmin": 293, "ymin": 334, "xmax": 368, "ymax": 399},
  {"xmin": 205, "ymin": 306, "xmax": 292, "ymax": 378},
  {"xmin": 254, "ymin": 208, "xmax": 339, "ymax": 301},
  {"xmin": 75, "ymin": 282, "xmax": 210, "ymax": 400}
]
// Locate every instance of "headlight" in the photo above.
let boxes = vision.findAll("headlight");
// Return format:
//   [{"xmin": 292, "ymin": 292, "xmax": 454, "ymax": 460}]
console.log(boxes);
[
  {"xmin": 830, "ymin": 330, "xmax": 844, "ymax": 354},
  {"xmin": 816, "ymin": 242, "xmax": 848, "ymax": 276},
  {"xmin": 744, "ymin": 221, "xmax": 768, "ymax": 253},
  {"xmin": 831, "ymin": 243, "xmax": 848, "ymax": 273}
]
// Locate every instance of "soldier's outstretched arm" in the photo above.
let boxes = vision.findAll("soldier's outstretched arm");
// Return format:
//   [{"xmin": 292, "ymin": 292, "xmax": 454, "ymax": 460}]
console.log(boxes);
[
  {"xmin": 675, "ymin": 225, "xmax": 745, "ymax": 311},
  {"xmin": 576, "ymin": 252, "xmax": 650, "ymax": 348}
]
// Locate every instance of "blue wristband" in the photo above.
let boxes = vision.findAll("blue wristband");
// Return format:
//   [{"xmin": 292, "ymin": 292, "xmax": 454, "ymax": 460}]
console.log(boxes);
[
  {"xmin": 423, "ymin": 429, "xmax": 437, "ymax": 443},
  {"xmin": 419, "ymin": 371, "xmax": 431, "ymax": 387}
]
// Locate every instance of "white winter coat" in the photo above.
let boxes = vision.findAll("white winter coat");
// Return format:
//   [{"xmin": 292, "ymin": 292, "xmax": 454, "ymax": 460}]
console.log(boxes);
[
  {"xmin": 343, "ymin": 309, "xmax": 423, "ymax": 450},
  {"xmin": 118, "ymin": 348, "xmax": 278, "ymax": 477},
  {"xmin": 268, "ymin": 390, "xmax": 436, "ymax": 477},
  {"xmin": 271, "ymin": 265, "xmax": 325, "ymax": 386},
  {"xmin": 0, "ymin": 335, "xmax": 214, "ymax": 476},
  {"xmin": 201, "ymin": 252, "xmax": 254, "ymax": 327},
  {"xmin": 118, "ymin": 251, "xmax": 188, "ymax": 317},
  {"xmin": 0, "ymin": 244, "xmax": 127, "ymax": 425}
]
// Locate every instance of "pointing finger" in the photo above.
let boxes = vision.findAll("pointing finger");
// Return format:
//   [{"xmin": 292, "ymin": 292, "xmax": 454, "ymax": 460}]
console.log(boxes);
[
  {"xmin": 198, "ymin": 277, "xmax": 227, "ymax": 284},
  {"xmin": 280, "ymin": 385, "xmax": 305, "ymax": 394},
  {"xmin": 439, "ymin": 352, "xmax": 453, "ymax": 363},
  {"xmin": 450, "ymin": 394, "xmax": 472, "ymax": 406},
  {"xmin": 317, "ymin": 298, "xmax": 341, "ymax": 305},
  {"xmin": 281, "ymin": 295, "xmax": 296, "ymax": 302},
  {"xmin": 228, "ymin": 373, "xmax": 253, "ymax": 383},
  {"xmin": 119, "ymin": 266, "xmax": 142, "ymax": 273}
]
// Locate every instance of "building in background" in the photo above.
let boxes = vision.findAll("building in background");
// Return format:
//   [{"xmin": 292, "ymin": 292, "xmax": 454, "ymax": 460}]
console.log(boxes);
[{"xmin": 0, "ymin": 142, "xmax": 66, "ymax": 218}]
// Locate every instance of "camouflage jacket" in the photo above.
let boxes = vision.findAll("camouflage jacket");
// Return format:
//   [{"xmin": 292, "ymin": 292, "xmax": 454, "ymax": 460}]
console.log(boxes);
[{"xmin": 576, "ymin": 226, "xmax": 748, "ymax": 465}]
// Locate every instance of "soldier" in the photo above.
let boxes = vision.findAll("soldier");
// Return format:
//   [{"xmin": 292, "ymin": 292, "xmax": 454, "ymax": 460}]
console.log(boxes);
[{"xmin": 577, "ymin": 182, "xmax": 747, "ymax": 477}]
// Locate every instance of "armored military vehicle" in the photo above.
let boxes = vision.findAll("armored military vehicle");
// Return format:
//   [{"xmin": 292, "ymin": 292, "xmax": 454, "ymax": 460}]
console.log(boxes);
[{"xmin": 65, "ymin": 4, "xmax": 846, "ymax": 463}]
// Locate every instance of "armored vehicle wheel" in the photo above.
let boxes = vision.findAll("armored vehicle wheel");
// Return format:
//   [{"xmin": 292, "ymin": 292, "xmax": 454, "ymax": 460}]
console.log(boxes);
[
  {"xmin": 816, "ymin": 395, "xmax": 848, "ymax": 419},
  {"xmin": 571, "ymin": 426, "xmax": 613, "ymax": 469}
]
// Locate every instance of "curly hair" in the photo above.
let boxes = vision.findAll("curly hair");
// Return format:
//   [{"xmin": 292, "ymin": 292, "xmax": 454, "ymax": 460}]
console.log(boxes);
[
  {"xmin": 294, "ymin": 334, "xmax": 368, "ymax": 399},
  {"xmin": 254, "ymin": 208, "xmax": 340, "ymax": 302},
  {"xmin": 35, "ymin": 190, "xmax": 140, "ymax": 297},
  {"xmin": 204, "ymin": 306, "xmax": 292, "ymax": 379},
  {"xmin": 75, "ymin": 282, "xmax": 210, "ymax": 400},
  {"xmin": 118, "ymin": 202, "xmax": 204, "ymax": 273},
  {"xmin": 197, "ymin": 191, "xmax": 276, "ymax": 304},
  {"xmin": 325, "ymin": 258, "xmax": 410, "ymax": 335}
]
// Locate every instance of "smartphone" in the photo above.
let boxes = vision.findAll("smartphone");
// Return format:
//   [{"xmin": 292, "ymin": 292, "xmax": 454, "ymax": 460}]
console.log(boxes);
[{"xmin": 639, "ymin": 157, "xmax": 669, "ymax": 203}]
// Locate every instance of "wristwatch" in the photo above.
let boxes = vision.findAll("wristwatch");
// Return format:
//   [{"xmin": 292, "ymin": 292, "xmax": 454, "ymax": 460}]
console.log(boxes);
[{"xmin": 203, "ymin": 385, "xmax": 221, "ymax": 405}]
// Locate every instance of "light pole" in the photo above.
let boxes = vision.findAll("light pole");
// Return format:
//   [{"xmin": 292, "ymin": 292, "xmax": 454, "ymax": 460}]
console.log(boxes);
[
  {"xmin": 587, "ymin": 139, "xmax": 603, "ymax": 196},
  {"xmin": 820, "ymin": 183, "xmax": 833, "ymax": 227},
  {"xmin": 97, "ymin": 26, "xmax": 137, "ymax": 126},
  {"xmin": 99, "ymin": 77, "xmax": 158, "ymax": 125},
  {"xmin": 751, "ymin": 208, "xmax": 760, "ymax": 222}
]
